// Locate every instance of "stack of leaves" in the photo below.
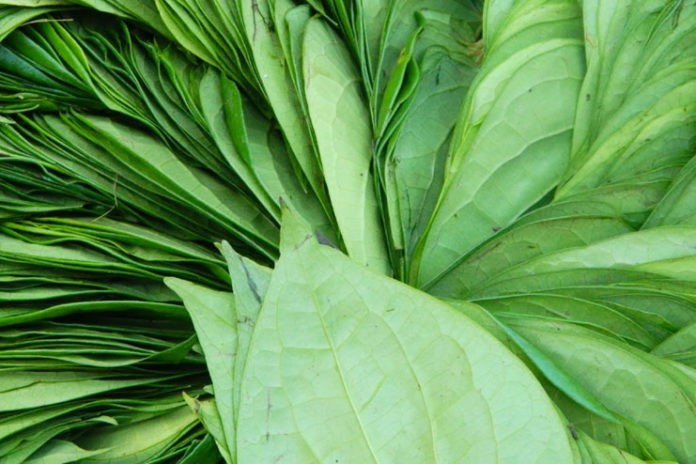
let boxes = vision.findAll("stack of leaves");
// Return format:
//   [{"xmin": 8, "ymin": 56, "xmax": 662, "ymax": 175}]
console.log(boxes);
[{"xmin": 0, "ymin": 0, "xmax": 695, "ymax": 462}]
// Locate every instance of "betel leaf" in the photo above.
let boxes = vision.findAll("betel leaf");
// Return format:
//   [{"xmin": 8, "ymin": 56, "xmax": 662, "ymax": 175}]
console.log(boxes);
[
  {"xmin": 411, "ymin": 0, "xmax": 586, "ymax": 288},
  {"xmin": 575, "ymin": 430, "xmax": 667, "ymax": 464},
  {"xmin": 653, "ymin": 321, "xmax": 696, "ymax": 366},
  {"xmin": 430, "ymin": 215, "xmax": 634, "ymax": 299},
  {"xmin": 645, "ymin": 154, "xmax": 696, "ymax": 228},
  {"xmin": 0, "ymin": 0, "xmax": 695, "ymax": 462},
  {"xmin": 75, "ymin": 406, "xmax": 199, "ymax": 464},
  {"xmin": 302, "ymin": 17, "xmax": 390, "ymax": 274},
  {"xmin": 23, "ymin": 440, "xmax": 107, "ymax": 464},
  {"xmin": 166, "ymin": 242, "xmax": 272, "ymax": 463},
  {"xmin": 471, "ymin": 226, "xmax": 696, "ymax": 298},
  {"xmin": 507, "ymin": 318, "xmax": 696, "ymax": 462},
  {"xmin": 164, "ymin": 278, "xmax": 236, "ymax": 459},
  {"xmin": 0, "ymin": 372, "xmax": 162, "ymax": 412},
  {"xmin": 177, "ymin": 434, "xmax": 220, "ymax": 464},
  {"xmin": 235, "ymin": 217, "xmax": 576, "ymax": 463},
  {"xmin": 558, "ymin": 0, "xmax": 696, "ymax": 197},
  {"xmin": 378, "ymin": 5, "xmax": 480, "ymax": 279},
  {"xmin": 198, "ymin": 69, "xmax": 277, "ymax": 220},
  {"xmin": 238, "ymin": 0, "xmax": 329, "ymax": 213},
  {"xmin": 483, "ymin": 294, "xmax": 658, "ymax": 350},
  {"xmin": 182, "ymin": 395, "xmax": 232, "ymax": 464},
  {"xmin": 0, "ymin": 6, "xmax": 58, "ymax": 42},
  {"xmin": 220, "ymin": 240, "xmax": 270, "ymax": 420}
]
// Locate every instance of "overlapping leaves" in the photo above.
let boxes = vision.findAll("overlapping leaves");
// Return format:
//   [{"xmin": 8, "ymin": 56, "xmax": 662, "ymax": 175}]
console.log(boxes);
[{"xmin": 0, "ymin": 0, "xmax": 694, "ymax": 463}]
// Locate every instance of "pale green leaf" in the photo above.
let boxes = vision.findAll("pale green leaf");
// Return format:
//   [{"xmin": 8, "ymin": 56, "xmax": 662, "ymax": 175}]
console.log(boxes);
[
  {"xmin": 236, "ymin": 225, "xmax": 575, "ymax": 463},
  {"xmin": 164, "ymin": 278, "xmax": 236, "ymax": 457},
  {"xmin": 509, "ymin": 319, "xmax": 696, "ymax": 462},
  {"xmin": 303, "ymin": 17, "xmax": 390, "ymax": 273},
  {"xmin": 412, "ymin": 0, "xmax": 585, "ymax": 287}
]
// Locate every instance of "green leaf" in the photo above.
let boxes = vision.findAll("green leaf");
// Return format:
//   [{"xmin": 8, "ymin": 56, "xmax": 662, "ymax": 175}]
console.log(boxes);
[
  {"xmin": 496, "ymin": 319, "xmax": 619, "ymax": 423},
  {"xmin": 575, "ymin": 431, "xmax": 666, "ymax": 464},
  {"xmin": 431, "ymin": 215, "xmax": 633, "ymax": 298},
  {"xmin": 653, "ymin": 321, "xmax": 696, "ymax": 367},
  {"xmin": 302, "ymin": 17, "xmax": 390, "ymax": 274},
  {"xmin": 239, "ymin": 0, "xmax": 329, "ymax": 212},
  {"xmin": 508, "ymin": 318, "xmax": 696, "ymax": 463},
  {"xmin": 70, "ymin": 114, "xmax": 279, "ymax": 255},
  {"xmin": 558, "ymin": 0, "xmax": 696, "ymax": 199},
  {"xmin": 483, "ymin": 294, "xmax": 658, "ymax": 350},
  {"xmin": 24, "ymin": 439, "xmax": 107, "ymax": 464},
  {"xmin": 236, "ymin": 222, "xmax": 576, "ymax": 462},
  {"xmin": 76, "ymin": 406, "xmax": 198, "ymax": 464},
  {"xmin": 220, "ymin": 241, "xmax": 270, "ymax": 421},
  {"xmin": 177, "ymin": 434, "xmax": 220, "ymax": 464},
  {"xmin": 472, "ymin": 226, "xmax": 696, "ymax": 298},
  {"xmin": 198, "ymin": 70, "xmax": 277, "ymax": 220},
  {"xmin": 0, "ymin": 6, "xmax": 57, "ymax": 42},
  {"xmin": 379, "ymin": 7, "xmax": 479, "ymax": 277},
  {"xmin": 0, "ymin": 371, "xmax": 161, "ymax": 412},
  {"xmin": 412, "ymin": 0, "xmax": 585, "ymax": 287},
  {"xmin": 164, "ymin": 278, "xmax": 236, "ymax": 457},
  {"xmin": 182, "ymin": 394, "xmax": 231, "ymax": 464},
  {"xmin": 645, "ymin": 155, "xmax": 696, "ymax": 227}
]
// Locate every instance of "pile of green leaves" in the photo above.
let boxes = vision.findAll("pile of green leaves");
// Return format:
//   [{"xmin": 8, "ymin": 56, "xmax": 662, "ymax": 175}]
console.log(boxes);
[{"xmin": 0, "ymin": 0, "xmax": 694, "ymax": 462}]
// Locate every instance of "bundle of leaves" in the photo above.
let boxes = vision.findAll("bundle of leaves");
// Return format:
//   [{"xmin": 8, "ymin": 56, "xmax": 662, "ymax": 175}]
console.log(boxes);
[{"xmin": 0, "ymin": 0, "xmax": 695, "ymax": 462}]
